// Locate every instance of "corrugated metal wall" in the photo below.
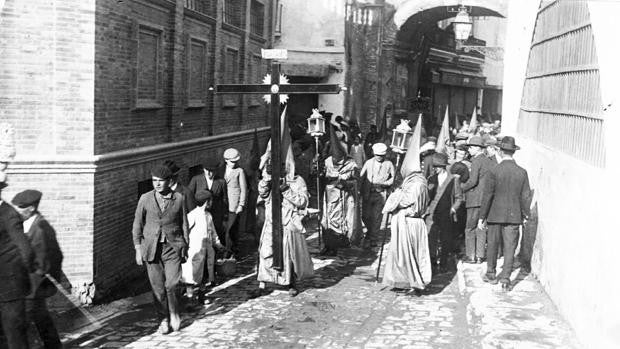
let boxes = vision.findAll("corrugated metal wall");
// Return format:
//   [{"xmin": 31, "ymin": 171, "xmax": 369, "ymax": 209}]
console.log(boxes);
[{"xmin": 518, "ymin": 0, "xmax": 605, "ymax": 167}]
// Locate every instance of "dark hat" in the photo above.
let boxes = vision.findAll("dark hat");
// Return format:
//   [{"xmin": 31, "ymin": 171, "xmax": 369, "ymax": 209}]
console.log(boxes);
[
  {"xmin": 163, "ymin": 160, "xmax": 181, "ymax": 175},
  {"xmin": 151, "ymin": 164, "xmax": 173, "ymax": 180},
  {"xmin": 12, "ymin": 189, "xmax": 42, "ymax": 208},
  {"xmin": 203, "ymin": 158, "xmax": 220, "ymax": 171},
  {"xmin": 432, "ymin": 153, "xmax": 449, "ymax": 168},
  {"xmin": 467, "ymin": 136, "xmax": 485, "ymax": 147},
  {"xmin": 498, "ymin": 136, "xmax": 520, "ymax": 151},
  {"xmin": 194, "ymin": 189, "xmax": 213, "ymax": 206}
]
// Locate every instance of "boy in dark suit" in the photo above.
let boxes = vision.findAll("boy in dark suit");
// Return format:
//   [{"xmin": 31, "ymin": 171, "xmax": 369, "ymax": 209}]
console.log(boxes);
[
  {"xmin": 479, "ymin": 136, "xmax": 531, "ymax": 291},
  {"xmin": 133, "ymin": 165, "xmax": 189, "ymax": 334},
  {"xmin": 0, "ymin": 176, "xmax": 33, "ymax": 349},
  {"xmin": 12, "ymin": 190, "xmax": 63, "ymax": 349},
  {"xmin": 188, "ymin": 158, "xmax": 228, "ymax": 245}
]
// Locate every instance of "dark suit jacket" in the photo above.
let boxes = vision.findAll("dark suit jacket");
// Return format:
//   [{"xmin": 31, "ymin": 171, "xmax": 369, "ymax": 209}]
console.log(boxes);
[
  {"xmin": 0, "ymin": 201, "xmax": 33, "ymax": 301},
  {"xmin": 132, "ymin": 190, "xmax": 189, "ymax": 262},
  {"xmin": 461, "ymin": 153, "xmax": 495, "ymax": 208},
  {"xmin": 426, "ymin": 173, "xmax": 463, "ymax": 226},
  {"xmin": 25, "ymin": 214, "xmax": 63, "ymax": 299},
  {"xmin": 174, "ymin": 183, "xmax": 196, "ymax": 212},
  {"xmin": 188, "ymin": 173, "xmax": 228, "ymax": 234},
  {"xmin": 480, "ymin": 159, "xmax": 531, "ymax": 225}
]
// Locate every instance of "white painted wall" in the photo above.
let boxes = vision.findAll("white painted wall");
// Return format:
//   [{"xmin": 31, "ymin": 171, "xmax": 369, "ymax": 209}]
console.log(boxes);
[{"xmin": 502, "ymin": 1, "xmax": 620, "ymax": 348}]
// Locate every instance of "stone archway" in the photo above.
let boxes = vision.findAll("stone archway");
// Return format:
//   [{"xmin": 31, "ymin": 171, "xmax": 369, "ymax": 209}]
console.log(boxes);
[{"xmin": 392, "ymin": 0, "xmax": 508, "ymax": 28}]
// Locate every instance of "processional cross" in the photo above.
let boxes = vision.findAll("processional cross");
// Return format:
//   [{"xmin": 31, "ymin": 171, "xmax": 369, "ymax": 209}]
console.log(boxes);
[{"xmin": 215, "ymin": 49, "xmax": 341, "ymax": 270}]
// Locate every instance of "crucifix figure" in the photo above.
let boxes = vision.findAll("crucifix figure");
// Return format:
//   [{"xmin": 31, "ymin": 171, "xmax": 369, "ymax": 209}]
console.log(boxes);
[{"xmin": 215, "ymin": 60, "xmax": 341, "ymax": 271}]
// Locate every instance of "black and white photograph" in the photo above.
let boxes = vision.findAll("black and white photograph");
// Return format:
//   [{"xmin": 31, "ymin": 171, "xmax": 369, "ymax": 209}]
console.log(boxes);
[{"xmin": 0, "ymin": 0, "xmax": 617, "ymax": 347}]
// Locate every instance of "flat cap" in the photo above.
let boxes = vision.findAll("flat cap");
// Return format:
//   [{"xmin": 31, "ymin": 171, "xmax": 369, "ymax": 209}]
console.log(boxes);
[
  {"xmin": 163, "ymin": 159, "xmax": 181, "ymax": 175},
  {"xmin": 194, "ymin": 189, "xmax": 213, "ymax": 206},
  {"xmin": 12, "ymin": 189, "xmax": 42, "ymax": 208},
  {"xmin": 372, "ymin": 143, "xmax": 387, "ymax": 155},
  {"xmin": 223, "ymin": 148, "xmax": 240, "ymax": 162},
  {"xmin": 151, "ymin": 164, "xmax": 173, "ymax": 180}
]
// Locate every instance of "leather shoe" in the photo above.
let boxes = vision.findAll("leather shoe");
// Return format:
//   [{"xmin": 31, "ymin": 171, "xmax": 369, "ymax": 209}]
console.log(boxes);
[
  {"xmin": 482, "ymin": 273, "xmax": 498, "ymax": 284},
  {"xmin": 158, "ymin": 319, "xmax": 171, "ymax": 335}
]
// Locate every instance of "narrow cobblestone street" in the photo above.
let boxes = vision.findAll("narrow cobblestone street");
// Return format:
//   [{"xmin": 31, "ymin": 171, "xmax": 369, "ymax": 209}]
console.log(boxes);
[{"xmin": 54, "ymin": 231, "xmax": 581, "ymax": 349}]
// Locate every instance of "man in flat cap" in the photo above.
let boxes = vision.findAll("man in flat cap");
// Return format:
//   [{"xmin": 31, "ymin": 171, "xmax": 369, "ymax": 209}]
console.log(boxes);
[
  {"xmin": 164, "ymin": 160, "xmax": 196, "ymax": 212},
  {"xmin": 189, "ymin": 157, "xmax": 228, "ymax": 246},
  {"xmin": 0, "ymin": 173, "xmax": 34, "ymax": 349},
  {"xmin": 360, "ymin": 143, "xmax": 395, "ymax": 248},
  {"xmin": 223, "ymin": 148, "xmax": 247, "ymax": 258},
  {"xmin": 424, "ymin": 153, "xmax": 463, "ymax": 272},
  {"xmin": 480, "ymin": 136, "xmax": 531, "ymax": 291},
  {"xmin": 133, "ymin": 164, "xmax": 189, "ymax": 334},
  {"xmin": 12, "ymin": 190, "xmax": 63, "ymax": 348},
  {"xmin": 459, "ymin": 136, "xmax": 495, "ymax": 264}
]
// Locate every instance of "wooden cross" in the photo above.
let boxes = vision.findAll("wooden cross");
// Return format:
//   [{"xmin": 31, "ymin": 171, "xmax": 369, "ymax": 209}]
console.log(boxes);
[{"xmin": 215, "ymin": 61, "xmax": 341, "ymax": 271}]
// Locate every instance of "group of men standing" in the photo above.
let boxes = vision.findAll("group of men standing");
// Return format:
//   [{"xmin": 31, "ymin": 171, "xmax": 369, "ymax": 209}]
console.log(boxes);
[{"xmin": 0, "ymin": 169, "xmax": 64, "ymax": 348}]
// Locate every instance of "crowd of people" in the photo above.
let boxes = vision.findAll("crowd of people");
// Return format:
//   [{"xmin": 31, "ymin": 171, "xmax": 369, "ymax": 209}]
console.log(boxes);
[
  {"xmin": 127, "ymin": 109, "xmax": 531, "ymax": 335},
  {"xmin": 0, "ymin": 110, "xmax": 531, "ymax": 344}
]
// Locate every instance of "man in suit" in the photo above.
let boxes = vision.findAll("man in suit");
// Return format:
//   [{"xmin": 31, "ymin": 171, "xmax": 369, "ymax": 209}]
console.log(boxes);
[
  {"xmin": 133, "ymin": 164, "xmax": 189, "ymax": 334},
  {"xmin": 12, "ymin": 190, "xmax": 63, "ymax": 349},
  {"xmin": 164, "ymin": 160, "xmax": 196, "ymax": 212},
  {"xmin": 460, "ymin": 136, "xmax": 495, "ymax": 264},
  {"xmin": 480, "ymin": 136, "xmax": 531, "ymax": 291},
  {"xmin": 223, "ymin": 148, "xmax": 247, "ymax": 258},
  {"xmin": 425, "ymin": 153, "xmax": 463, "ymax": 272},
  {"xmin": 0, "ymin": 173, "xmax": 33, "ymax": 349},
  {"xmin": 188, "ymin": 157, "xmax": 228, "ymax": 245}
]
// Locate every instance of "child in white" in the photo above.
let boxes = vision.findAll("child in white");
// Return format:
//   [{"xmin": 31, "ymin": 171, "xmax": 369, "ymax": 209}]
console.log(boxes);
[{"xmin": 182, "ymin": 190, "xmax": 223, "ymax": 297}]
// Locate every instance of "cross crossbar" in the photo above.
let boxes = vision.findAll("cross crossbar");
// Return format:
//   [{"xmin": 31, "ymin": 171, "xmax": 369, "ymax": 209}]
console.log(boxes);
[{"xmin": 215, "ymin": 84, "xmax": 341, "ymax": 94}]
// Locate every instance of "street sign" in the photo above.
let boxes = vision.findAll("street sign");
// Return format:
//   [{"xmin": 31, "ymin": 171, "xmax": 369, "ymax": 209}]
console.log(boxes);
[{"xmin": 261, "ymin": 49, "xmax": 288, "ymax": 60}]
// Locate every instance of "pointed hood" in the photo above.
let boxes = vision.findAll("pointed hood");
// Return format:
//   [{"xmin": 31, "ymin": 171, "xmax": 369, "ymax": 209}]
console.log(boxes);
[
  {"xmin": 400, "ymin": 114, "xmax": 423, "ymax": 178},
  {"xmin": 247, "ymin": 128, "xmax": 261, "ymax": 175},
  {"xmin": 329, "ymin": 123, "xmax": 347, "ymax": 163},
  {"xmin": 259, "ymin": 106, "xmax": 295, "ymax": 180},
  {"xmin": 468, "ymin": 107, "xmax": 478, "ymax": 133},
  {"xmin": 436, "ymin": 106, "xmax": 450, "ymax": 154},
  {"xmin": 378, "ymin": 112, "xmax": 388, "ymax": 143}
]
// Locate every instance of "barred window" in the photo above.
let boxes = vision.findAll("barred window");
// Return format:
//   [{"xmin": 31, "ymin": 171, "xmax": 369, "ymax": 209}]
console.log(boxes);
[
  {"xmin": 137, "ymin": 24, "xmax": 162, "ymax": 106},
  {"xmin": 518, "ymin": 0, "xmax": 605, "ymax": 167},
  {"xmin": 188, "ymin": 38, "xmax": 207, "ymax": 105},
  {"xmin": 184, "ymin": 0, "xmax": 216, "ymax": 16},
  {"xmin": 250, "ymin": 0, "xmax": 265, "ymax": 36},
  {"xmin": 223, "ymin": 48, "xmax": 240, "ymax": 107},
  {"xmin": 223, "ymin": 0, "xmax": 244, "ymax": 28}
]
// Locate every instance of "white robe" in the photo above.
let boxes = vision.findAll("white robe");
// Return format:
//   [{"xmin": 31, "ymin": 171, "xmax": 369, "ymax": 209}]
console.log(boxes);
[
  {"xmin": 181, "ymin": 207, "xmax": 221, "ymax": 285},
  {"xmin": 381, "ymin": 173, "xmax": 432, "ymax": 290},
  {"xmin": 257, "ymin": 175, "xmax": 314, "ymax": 286}
]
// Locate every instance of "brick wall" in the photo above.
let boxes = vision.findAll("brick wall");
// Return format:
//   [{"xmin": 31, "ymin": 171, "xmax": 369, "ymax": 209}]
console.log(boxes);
[
  {"xmin": 92, "ymin": 128, "xmax": 269, "ymax": 296},
  {"xmin": 95, "ymin": 0, "xmax": 273, "ymax": 154},
  {"xmin": 0, "ymin": 0, "xmax": 95, "ymax": 156}
]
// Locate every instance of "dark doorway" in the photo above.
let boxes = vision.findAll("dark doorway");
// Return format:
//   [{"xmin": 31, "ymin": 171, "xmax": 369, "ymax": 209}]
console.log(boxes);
[{"xmin": 287, "ymin": 76, "xmax": 320, "ymax": 127}]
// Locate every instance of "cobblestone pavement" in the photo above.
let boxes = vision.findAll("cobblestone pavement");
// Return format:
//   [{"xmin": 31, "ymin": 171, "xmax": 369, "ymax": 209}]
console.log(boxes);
[{"xmin": 56, "ymin": 233, "xmax": 581, "ymax": 349}]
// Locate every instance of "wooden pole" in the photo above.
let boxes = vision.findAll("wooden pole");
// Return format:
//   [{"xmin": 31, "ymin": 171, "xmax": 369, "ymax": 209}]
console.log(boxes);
[{"xmin": 270, "ymin": 62, "xmax": 284, "ymax": 271}]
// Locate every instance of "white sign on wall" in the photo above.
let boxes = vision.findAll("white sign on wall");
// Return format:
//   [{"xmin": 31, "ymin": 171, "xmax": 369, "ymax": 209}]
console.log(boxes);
[{"xmin": 261, "ymin": 49, "xmax": 288, "ymax": 60}]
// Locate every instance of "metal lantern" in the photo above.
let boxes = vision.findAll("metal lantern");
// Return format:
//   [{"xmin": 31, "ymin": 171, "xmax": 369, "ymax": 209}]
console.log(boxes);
[
  {"xmin": 390, "ymin": 119, "xmax": 413, "ymax": 154},
  {"xmin": 307, "ymin": 108, "xmax": 326, "ymax": 137},
  {"xmin": 453, "ymin": 6, "xmax": 472, "ymax": 41}
]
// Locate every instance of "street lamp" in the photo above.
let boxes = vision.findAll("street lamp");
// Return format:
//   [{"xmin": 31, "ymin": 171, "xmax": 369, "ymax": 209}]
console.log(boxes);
[
  {"xmin": 307, "ymin": 108, "xmax": 326, "ymax": 249},
  {"xmin": 390, "ymin": 118, "xmax": 414, "ymax": 167},
  {"xmin": 453, "ymin": 6, "xmax": 473, "ymax": 41}
]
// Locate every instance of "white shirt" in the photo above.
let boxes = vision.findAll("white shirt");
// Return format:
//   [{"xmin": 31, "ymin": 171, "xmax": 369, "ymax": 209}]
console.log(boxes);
[
  {"xmin": 23, "ymin": 213, "xmax": 39, "ymax": 233},
  {"xmin": 204, "ymin": 172, "xmax": 214, "ymax": 189},
  {"xmin": 438, "ymin": 171, "xmax": 448, "ymax": 186}
]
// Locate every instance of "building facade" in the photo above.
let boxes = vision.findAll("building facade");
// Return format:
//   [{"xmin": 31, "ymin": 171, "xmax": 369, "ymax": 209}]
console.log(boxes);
[
  {"xmin": 272, "ymin": 0, "xmax": 346, "ymax": 125},
  {"xmin": 0, "ymin": 0, "xmax": 275, "ymax": 300}
]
